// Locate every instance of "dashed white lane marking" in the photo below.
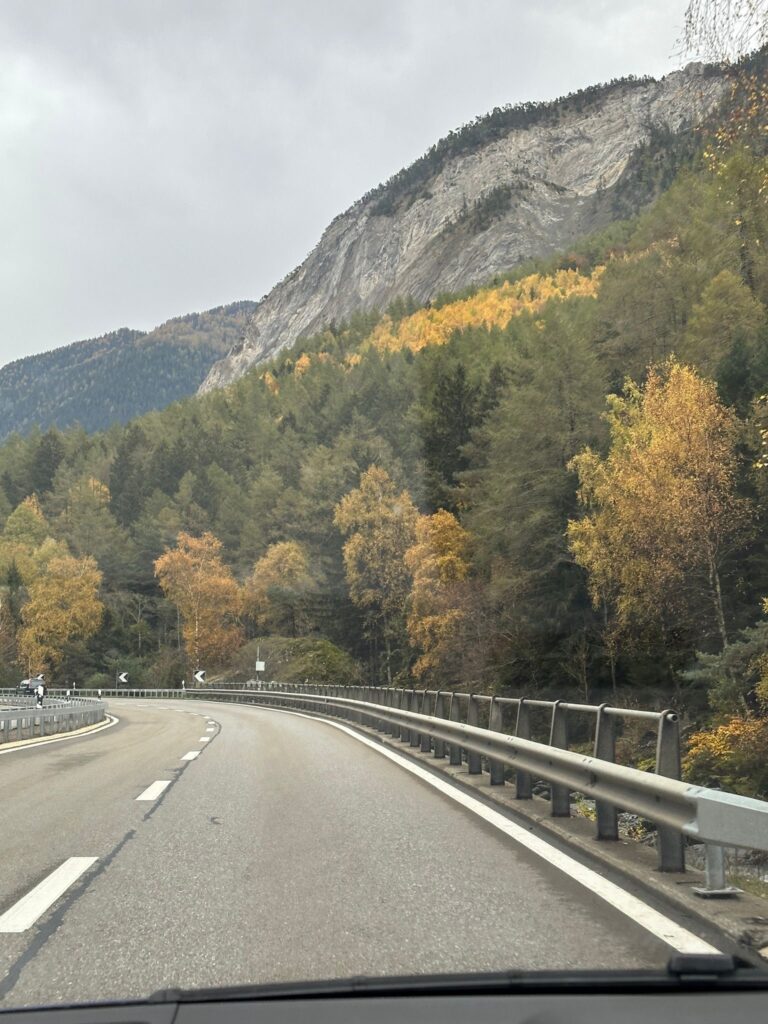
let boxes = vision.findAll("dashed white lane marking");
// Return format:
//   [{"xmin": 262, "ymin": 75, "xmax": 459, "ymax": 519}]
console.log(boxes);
[
  {"xmin": 0, "ymin": 858, "xmax": 98, "ymax": 933},
  {"xmin": 0, "ymin": 713, "xmax": 119, "ymax": 756},
  {"xmin": 181, "ymin": 750, "xmax": 200, "ymax": 760},
  {"xmin": 260, "ymin": 706, "xmax": 720, "ymax": 957},
  {"xmin": 199, "ymin": 737, "xmax": 210, "ymax": 742},
  {"xmin": 136, "ymin": 780, "xmax": 171, "ymax": 801},
  {"xmin": 205, "ymin": 727, "xmax": 215, "ymax": 732}
]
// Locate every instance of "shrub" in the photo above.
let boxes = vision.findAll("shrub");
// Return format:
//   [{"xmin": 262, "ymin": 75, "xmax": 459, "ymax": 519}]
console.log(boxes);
[{"xmin": 683, "ymin": 716, "xmax": 768, "ymax": 798}]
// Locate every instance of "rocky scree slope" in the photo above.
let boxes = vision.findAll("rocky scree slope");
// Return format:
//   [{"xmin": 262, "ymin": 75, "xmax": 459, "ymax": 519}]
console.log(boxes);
[{"xmin": 201, "ymin": 63, "xmax": 727, "ymax": 392}]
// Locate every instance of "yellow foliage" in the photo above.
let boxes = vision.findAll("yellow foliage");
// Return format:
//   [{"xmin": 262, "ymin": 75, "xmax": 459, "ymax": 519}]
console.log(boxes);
[
  {"xmin": 155, "ymin": 531, "xmax": 243, "ymax": 670},
  {"xmin": 246, "ymin": 540, "xmax": 316, "ymax": 635},
  {"xmin": 293, "ymin": 352, "xmax": 334, "ymax": 377},
  {"xmin": 405, "ymin": 510, "xmax": 473, "ymax": 680},
  {"xmin": 334, "ymin": 467, "xmax": 418, "ymax": 681},
  {"xmin": 568, "ymin": 360, "xmax": 751, "ymax": 645},
  {"xmin": 262, "ymin": 371, "xmax": 279, "ymax": 395},
  {"xmin": 293, "ymin": 353, "xmax": 312, "ymax": 377},
  {"xmin": 366, "ymin": 268, "xmax": 603, "ymax": 354},
  {"xmin": 684, "ymin": 716, "xmax": 768, "ymax": 798},
  {"xmin": 18, "ymin": 554, "xmax": 103, "ymax": 673}
]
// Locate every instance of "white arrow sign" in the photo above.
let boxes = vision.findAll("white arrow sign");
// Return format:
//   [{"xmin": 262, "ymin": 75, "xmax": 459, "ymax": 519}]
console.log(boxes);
[
  {"xmin": 118, "ymin": 672, "xmax": 129, "ymax": 684},
  {"xmin": 194, "ymin": 670, "xmax": 206, "ymax": 684}
]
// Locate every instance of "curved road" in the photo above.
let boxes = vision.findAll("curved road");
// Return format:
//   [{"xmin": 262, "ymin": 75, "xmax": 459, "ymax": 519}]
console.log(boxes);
[{"xmin": 0, "ymin": 699, "xmax": 727, "ymax": 1008}]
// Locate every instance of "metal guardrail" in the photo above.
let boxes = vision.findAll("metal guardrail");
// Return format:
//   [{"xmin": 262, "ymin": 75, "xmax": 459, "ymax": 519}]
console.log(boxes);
[
  {"xmin": 0, "ymin": 697, "xmax": 106, "ymax": 745},
  {"xmin": 181, "ymin": 684, "xmax": 768, "ymax": 895}
]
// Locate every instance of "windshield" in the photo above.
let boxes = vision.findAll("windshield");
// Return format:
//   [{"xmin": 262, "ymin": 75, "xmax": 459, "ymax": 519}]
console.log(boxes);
[{"xmin": 1, "ymin": 0, "xmax": 768, "ymax": 1011}]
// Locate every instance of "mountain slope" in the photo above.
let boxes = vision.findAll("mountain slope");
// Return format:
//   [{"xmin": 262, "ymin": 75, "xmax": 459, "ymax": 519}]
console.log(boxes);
[
  {"xmin": 200, "ymin": 63, "xmax": 727, "ymax": 392},
  {"xmin": 0, "ymin": 302, "xmax": 257, "ymax": 439}
]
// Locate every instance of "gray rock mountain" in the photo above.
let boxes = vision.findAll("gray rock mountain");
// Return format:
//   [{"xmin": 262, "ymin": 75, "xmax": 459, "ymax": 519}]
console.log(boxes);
[{"xmin": 200, "ymin": 63, "xmax": 727, "ymax": 392}]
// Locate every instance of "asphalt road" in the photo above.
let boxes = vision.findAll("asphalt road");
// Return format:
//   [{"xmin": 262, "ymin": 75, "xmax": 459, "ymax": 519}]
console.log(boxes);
[{"xmin": 0, "ymin": 699, "xmax": 727, "ymax": 1008}]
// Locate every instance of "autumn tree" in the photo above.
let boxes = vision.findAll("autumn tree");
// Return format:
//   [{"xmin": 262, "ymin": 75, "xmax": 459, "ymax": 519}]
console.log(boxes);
[
  {"xmin": 18, "ymin": 555, "xmax": 103, "ymax": 674},
  {"xmin": 568, "ymin": 360, "xmax": 752, "ymax": 652},
  {"xmin": 334, "ymin": 466, "xmax": 418, "ymax": 683},
  {"xmin": 154, "ymin": 531, "xmax": 242, "ymax": 670},
  {"xmin": 246, "ymin": 541, "xmax": 319, "ymax": 637},
  {"xmin": 405, "ymin": 510, "xmax": 476, "ymax": 684}
]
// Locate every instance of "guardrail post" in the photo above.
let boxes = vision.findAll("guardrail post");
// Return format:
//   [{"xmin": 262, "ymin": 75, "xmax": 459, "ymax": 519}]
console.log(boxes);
[
  {"xmin": 549, "ymin": 700, "xmax": 570, "ymax": 817},
  {"xmin": 448, "ymin": 694, "xmax": 462, "ymax": 765},
  {"xmin": 656, "ymin": 710, "xmax": 685, "ymax": 872},
  {"xmin": 692, "ymin": 844, "xmax": 741, "ymax": 897},
  {"xmin": 514, "ymin": 699, "xmax": 532, "ymax": 799},
  {"xmin": 419, "ymin": 692, "xmax": 432, "ymax": 753},
  {"xmin": 398, "ymin": 691, "xmax": 410, "ymax": 742},
  {"xmin": 488, "ymin": 697, "xmax": 505, "ymax": 785},
  {"xmin": 466, "ymin": 695, "xmax": 482, "ymax": 774},
  {"xmin": 433, "ymin": 691, "xmax": 446, "ymax": 759},
  {"xmin": 381, "ymin": 689, "xmax": 393, "ymax": 737},
  {"xmin": 409, "ymin": 691, "xmax": 421, "ymax": 747},
  {"xmin": 375, "ymin": 689, "xmax": 386, "ymax": 732},
  {"xmin": 594, "ymin": 704, "xmax": 618, "ymax": 840}
]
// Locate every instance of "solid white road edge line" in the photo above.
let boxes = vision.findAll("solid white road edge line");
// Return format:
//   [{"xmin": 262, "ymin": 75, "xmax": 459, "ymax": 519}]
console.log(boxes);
[
  {"xmin": 260, "ymin": 705, "xmax": 720, "ymax": 957},
  {"xmin": 136, "ymin": 780, "xmax": 171, "ymax": 801},
  {"xmin": 181, "ymin": 750, "xmax": 200, "ymax": 760},
  {"xmin": 0, "ymin": 858, "xmax": 98, "ymax": 933},
  {"xmin": 0, "ymin": 714, "xmax": 119, "ymax": 756}
]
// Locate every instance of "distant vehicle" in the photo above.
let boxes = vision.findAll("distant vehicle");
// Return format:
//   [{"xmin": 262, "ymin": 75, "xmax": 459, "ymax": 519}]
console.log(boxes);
[{"xmin": 17, "ymin": 674, "xmax": 45, "ymax": 694}]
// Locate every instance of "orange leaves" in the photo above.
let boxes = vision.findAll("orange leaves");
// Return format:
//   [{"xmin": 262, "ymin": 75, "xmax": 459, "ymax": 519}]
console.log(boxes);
[
  {"xmin": 366, "ymin": 269, "xmax": 603, "ymax": 354},
  {"xmin": 154, "ymin": 531, "xmax": 242, "ymax": 670}
]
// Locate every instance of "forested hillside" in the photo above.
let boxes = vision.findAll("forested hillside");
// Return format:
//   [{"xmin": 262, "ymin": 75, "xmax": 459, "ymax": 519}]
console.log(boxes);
[
  {"xmin": 0, "ymin": 59, "xmax": 766, "ymax": 793},
  {"xmin": 0, "ymin": 301, "xmax": 257, "ymax": 439}
]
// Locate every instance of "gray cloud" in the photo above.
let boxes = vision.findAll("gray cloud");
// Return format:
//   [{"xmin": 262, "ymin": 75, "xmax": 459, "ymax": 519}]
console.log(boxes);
[{"xmin": 0, "ymin": 0, "xmax": 688, "ymax": 365}]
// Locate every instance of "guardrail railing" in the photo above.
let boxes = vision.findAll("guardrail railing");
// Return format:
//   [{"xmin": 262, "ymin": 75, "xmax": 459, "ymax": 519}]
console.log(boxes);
[{"xmin": 0, "ymin": 697, "xmax": 106, "ymax": 745}]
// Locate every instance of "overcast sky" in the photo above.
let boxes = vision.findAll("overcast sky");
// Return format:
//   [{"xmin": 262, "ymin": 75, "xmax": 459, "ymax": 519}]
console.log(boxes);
[{"xmin": 0, "ymin": 0, "xmax": 693, "ymax": 367}]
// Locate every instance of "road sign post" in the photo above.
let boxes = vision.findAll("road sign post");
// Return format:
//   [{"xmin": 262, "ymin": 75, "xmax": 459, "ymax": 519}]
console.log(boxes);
[{"xmin": 254, "ymin": 645, "xmax": 266, "ymax": 687}]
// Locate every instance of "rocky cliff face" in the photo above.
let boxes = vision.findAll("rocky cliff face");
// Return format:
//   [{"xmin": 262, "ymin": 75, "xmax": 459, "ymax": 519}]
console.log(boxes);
[{"xmin": 200, "ymin": 64, "xmax": 726, "ymax": 392}]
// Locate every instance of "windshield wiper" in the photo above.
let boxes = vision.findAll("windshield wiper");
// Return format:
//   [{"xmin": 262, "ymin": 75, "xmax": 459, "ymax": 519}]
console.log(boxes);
[{"xmin": 150, "ymin": 955, "xmax": 768, "ymax": 1003}]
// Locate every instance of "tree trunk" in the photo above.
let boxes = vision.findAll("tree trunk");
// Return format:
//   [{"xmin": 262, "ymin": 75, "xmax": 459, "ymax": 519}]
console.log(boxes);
[
  {"xmin": 708, "ymin": 555, "xmax": 729, "ymax": 651},
  {"xmin": 602, "ymin": 601, "xmax": 618, "ymax": 700}
]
